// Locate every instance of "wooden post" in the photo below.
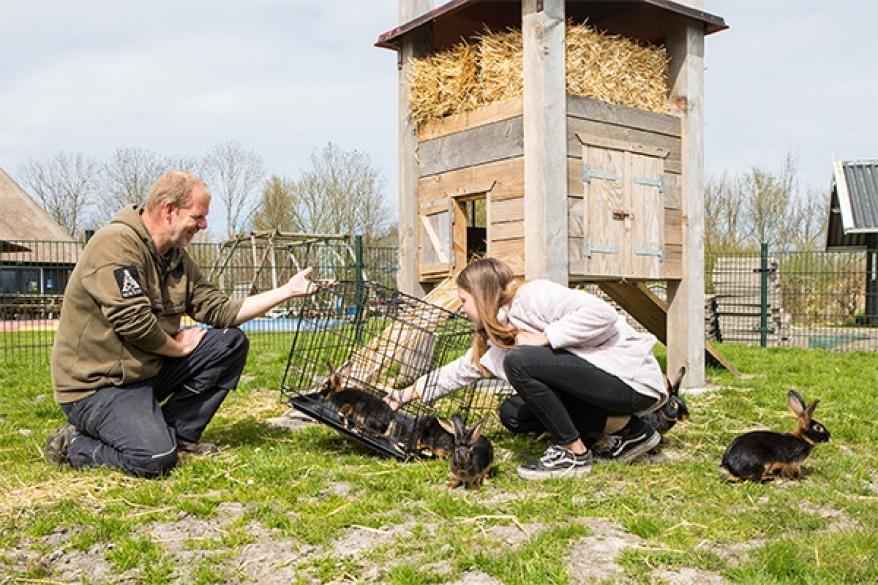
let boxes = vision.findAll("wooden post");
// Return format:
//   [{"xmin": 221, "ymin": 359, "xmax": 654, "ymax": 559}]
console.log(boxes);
[
  {"xmin": 397, "ymin": 0, "xmax": 432, "ymax": 296},
  {"xmin": 666, "ymin": 17, "xmax": 706, "ymax": 388},
  {"xmin": 522, "ymin": 0, "xmax": 568, "ymax": 284}
]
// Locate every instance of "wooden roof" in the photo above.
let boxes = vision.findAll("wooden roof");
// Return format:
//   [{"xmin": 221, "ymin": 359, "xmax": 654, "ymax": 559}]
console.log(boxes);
[{"xmin": 376, "ymin": 0, "xmax": 728, "ymax": 51}]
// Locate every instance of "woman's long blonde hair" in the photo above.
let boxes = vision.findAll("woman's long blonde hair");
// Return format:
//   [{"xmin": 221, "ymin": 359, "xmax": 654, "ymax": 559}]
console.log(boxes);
[{"xmin": 455, "ymin": 257, "xmax": 524, "ymax": 365}]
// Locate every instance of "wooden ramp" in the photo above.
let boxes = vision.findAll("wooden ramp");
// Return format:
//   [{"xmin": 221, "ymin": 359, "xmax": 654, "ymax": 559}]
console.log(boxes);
[
  {"xmin": 348, "ymin": 277, "xmax": 462, "ymax": 386},
  {"xmin": 598, "ymin": 281, "xmax": 739, "ymax": 376}
]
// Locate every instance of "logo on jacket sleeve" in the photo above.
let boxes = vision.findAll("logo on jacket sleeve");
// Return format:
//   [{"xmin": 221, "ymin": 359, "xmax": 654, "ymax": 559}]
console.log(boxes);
[{"xmin": 114, "ymin": 266, "xmax": 145, "ymax": 298}]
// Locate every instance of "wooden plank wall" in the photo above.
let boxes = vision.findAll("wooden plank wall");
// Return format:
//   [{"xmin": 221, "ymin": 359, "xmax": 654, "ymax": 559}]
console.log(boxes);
[
  {"xmin": 417, "ymin": 98, "xmax": 525, "ymax": 277},
  {"xmin": 566, "ymin": 95, "xmax": 683, "ymax": 280},
  {"xmin": 415, "ymin": 95, "xmax": 683, "ymax": 282}
]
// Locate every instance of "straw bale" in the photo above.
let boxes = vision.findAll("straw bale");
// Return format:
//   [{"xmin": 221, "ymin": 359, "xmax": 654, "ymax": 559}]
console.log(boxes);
[
  {"xmin": 407, "ymin": 22, "xmax": 669, "ymax": 127},
  {"xmin": 477, "ymin": 28, "xmax": 523, "ymax": 103},
  {"xmin": 408, "ymin": 41, "xmax": 480, "ymax": 127}
]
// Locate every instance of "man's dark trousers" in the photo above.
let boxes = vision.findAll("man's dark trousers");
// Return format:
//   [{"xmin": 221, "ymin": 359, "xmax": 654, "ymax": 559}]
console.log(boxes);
[{"xmin": 61, "ymin": 328, "xmax": 249, "ymax": 478}]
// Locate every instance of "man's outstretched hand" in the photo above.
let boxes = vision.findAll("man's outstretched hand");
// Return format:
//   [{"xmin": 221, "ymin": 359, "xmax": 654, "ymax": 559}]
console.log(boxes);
[{"xmin": 285, "ymin": 267, "xmax": 335, "ymax": 298}]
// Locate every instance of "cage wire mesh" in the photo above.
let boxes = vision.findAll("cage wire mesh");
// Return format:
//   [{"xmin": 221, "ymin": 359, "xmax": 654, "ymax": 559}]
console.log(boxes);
[{"xmin": 280, "ymin": 280, "xmax": 513, "ymax": 460}]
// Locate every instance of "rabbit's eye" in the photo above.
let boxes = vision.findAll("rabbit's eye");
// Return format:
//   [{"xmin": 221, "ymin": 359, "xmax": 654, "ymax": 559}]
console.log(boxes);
[{"xmin": 814, "ymin": 424, "xmax": 824, "ymax": 432}]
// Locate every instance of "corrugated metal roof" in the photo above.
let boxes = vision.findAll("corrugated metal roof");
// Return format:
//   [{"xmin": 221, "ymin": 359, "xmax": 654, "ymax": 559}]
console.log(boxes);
[
  {"xmin": 825, "ymin": 160, "xmax": 878, "ymax": 250},
  {"xmin": 376, "ymin": 0, "xmax": 728, "ymax": 50}
]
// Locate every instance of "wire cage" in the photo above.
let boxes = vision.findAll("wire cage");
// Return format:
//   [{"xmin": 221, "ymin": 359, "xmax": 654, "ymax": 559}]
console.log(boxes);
[{"xmin": 280, "ymin": 280, "xmax": 513, "ymax": 460}]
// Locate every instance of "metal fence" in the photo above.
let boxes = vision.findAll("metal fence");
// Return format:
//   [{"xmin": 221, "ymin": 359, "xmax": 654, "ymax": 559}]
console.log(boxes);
[
  {"xmin": 0, "ymin": 237, "xmax": 397, "ymax": 362},
  {"xmin": 707, "ymin": 245, "xmax": 877, "ymax": 351},
  {"xmin": 3, "ymin": 238, "xmax": 878, "ymax": 363}
]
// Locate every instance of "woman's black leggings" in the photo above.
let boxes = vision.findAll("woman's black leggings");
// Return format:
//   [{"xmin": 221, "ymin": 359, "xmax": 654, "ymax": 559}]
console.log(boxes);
[{"xmin": 501, "ymin": 345, "xmax": 658, "ymax": 446}]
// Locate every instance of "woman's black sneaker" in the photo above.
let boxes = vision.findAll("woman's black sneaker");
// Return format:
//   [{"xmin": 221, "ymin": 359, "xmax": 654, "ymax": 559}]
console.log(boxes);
[
  {"xmin": 595, "ymin": 416, "xmax": 660, "ymax": 462},
  {"xmin": 517, "ymin": 445, "xmax": 593, "ymax": 480}
]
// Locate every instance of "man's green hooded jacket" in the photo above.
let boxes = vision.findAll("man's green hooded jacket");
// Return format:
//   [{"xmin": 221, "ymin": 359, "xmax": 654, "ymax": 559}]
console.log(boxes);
[{"xmin": 51, "ymin": 206, "xmax": 243, "ymax": 404}]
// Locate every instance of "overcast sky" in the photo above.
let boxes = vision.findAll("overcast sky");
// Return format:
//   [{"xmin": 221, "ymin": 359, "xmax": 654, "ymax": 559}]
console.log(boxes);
[{"xmin": 1, "ymin": 0, "xmax": 876, "ymax": 234}]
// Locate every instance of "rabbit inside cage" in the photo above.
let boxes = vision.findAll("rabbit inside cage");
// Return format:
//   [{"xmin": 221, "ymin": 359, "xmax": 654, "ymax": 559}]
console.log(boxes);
[{"xmin": 280, "ymin": 280, "xmax": 513, "ymax": 460}]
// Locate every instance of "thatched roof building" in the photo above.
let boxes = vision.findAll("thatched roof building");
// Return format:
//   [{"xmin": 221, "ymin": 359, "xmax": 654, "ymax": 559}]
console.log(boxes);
[{"xmin": 0, "ymin": 167, "xmax": 80, "ymax": 265}]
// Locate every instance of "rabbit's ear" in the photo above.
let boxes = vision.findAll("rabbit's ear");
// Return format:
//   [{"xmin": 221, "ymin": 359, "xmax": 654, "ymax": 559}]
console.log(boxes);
[
  {"xmin": 328, "ymin": 372, "xmax": 342, "ymax": 391},
  {"xmin": 450, "ymin": 414, "xmax": 466, "ymax": 439},
  {"xmin": 469, "ymin": 419, "xmax": 485, "ymax": 444},
  {"xmin": 668, "ymin": 366, "xmax": 686, "ymax": 394},
  {"xmin": 337, "ymin": 360, "xmax": 353, "ymax": 378},
  {"xmin": 787, "ymin": 390, "xmax": 807, "ymax": 417},
  {"xmin": 805, "ymin": 399, "xmax": 820, "ymax": 419},
  {"xmin": 437, "ymin": 417, "xmax": 455, "ymax": 436}
]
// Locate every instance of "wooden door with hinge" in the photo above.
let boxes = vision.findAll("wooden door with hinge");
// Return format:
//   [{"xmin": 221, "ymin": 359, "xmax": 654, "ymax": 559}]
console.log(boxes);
[
  {"xmin": 418, "ymin": 203, "xmax": 453, "ymax": 280},
  {"xmin": 582, "ymin": 146, "xmax": 625, "ymax": 276},
  {"xmin": 628, "ymin": 153, "xmax": 665, "ymax": 279},
  {"xmin": 582, "ymin": 142, "xmax": 667, "ymax": 279}
]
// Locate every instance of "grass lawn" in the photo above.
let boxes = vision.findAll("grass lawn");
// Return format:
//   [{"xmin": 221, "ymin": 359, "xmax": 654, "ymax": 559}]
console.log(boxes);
[{"xmin": 1, "ymin": 336, "xmax": 876, "ymax": 584}]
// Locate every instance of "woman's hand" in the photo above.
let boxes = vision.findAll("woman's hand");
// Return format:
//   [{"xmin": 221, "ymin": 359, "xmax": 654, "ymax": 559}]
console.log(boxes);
[
  {"xmin": 384, "ymin": 386, "xmax": 419, "ymax": 411},
  {"xmin": 515, "ymin": 330, "xmax": 549, "ymax": 346}
]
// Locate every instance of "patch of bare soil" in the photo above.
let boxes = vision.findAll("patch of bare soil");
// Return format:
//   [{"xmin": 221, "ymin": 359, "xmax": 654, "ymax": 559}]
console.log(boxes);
[
  {"xmin": 235, "ymin": 521, "xmax": 316, "ymax": 585},
  {"xmin": 2, "ymin": 530, "xmax": 126, "ymax": 584},
  {"xmin": 567, "ymin": 518, "xmax": 645, "ymax": 583},
  {"xmin": 484, "ymin": 522, "xmax": 548, "ymax": 548},
  {"xmin": 799, "ymin": 501, "xmax": 862, "ymax": 533},
  {"xmin": 331, "ymin": 521, "xmax": 418, "ymax": 557},
  {"xmin": 699, "ymin": 538, "xmax": 766, "ymax": 567},
  {"xmin": 653, "ymin": 567, "xmax": 729, "ymax": 584},
  {"xmin": 139, "ymin": 513, "xmax": 226, "ymax": 545},
  {"xmin": 265, "ymin": 408, "xmax": 318, "ymax": 432},
  {"xmin": 445, "ymin": 570, "xmax": 504, "ymax": 584}
]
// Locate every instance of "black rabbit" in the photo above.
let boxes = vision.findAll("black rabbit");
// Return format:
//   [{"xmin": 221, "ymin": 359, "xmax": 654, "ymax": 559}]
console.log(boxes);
[
  {"xmin": 438, "ymin": 415, "xmax": 493, "ymax": 489},
  {"xmin": 642, "ymin": 366, "xmax": 690, "ymax": 437},
  {"xmin": 319, "ymin": 369, "xmax": 394, "ymax": 437},
  {"xmin": 720, "ymin": 390, "xmax": 830, "ymax": 483},
  {"xmin": 412, "ymin": 415, "xmax": 454, "ymax": 459}
]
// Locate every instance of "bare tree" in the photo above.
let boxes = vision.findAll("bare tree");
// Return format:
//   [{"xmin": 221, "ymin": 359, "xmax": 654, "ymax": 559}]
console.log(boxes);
[
  {"xmin": 705, "ymin": 171, "xmax": 750, "ymax": 254},
  {"xmin": 704, "ymin": 152, "xmax": 824, "ymax": 254},
  {"xmin": 93, "ymin": 147, "xmax": 165, "ymax": 224},
  {"xmin": 291, "ymin": 143, "xmax": 390, "ymax": 239},
  {"xmin": 22, "ymin": 151, "xmax": 100, "ymax": 237},
  {"xmin": 250, "ymin": 175, "xmax": 301, "ymax": 232},
  {"xmin": 204, "ymin": 141, "xmax": 265, "ymax": 238},
  {"xmin": 741, "ymin": 153, "xmax": 797, "ymax": 249},
  {"xmin": 784, "ymin": 187, "xmax": 827, "ymax": 251}
]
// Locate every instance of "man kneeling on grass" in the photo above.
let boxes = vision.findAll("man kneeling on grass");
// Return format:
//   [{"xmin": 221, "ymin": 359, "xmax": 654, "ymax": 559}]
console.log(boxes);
[{"xmin": 44, "ymin": 171, "xmax": 326, "ymax": 478}]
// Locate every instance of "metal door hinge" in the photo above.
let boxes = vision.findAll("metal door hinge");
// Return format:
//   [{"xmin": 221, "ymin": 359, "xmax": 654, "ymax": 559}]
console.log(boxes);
[
  {"xmin": 633, "ymin": 175, "xmax": 666, "ymax": 193},
  {"xmin": 585, "ymin": 241, "xmax": 619, "ymax": 258},
  {"xmin": 583, "ymin": 164, "xmax": 619, "ymax": 184},
  {"xmin": 634, "ymin": 246, "xmax": 665, "ymax": 263}
]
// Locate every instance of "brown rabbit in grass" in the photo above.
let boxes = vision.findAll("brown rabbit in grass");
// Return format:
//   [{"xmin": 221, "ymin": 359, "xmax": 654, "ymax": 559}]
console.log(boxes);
[
  {"xmin": 720, "ymin": 390, "xmax": 830, "ymax": 483},
  {"xmin": 438, "ymin": 415, "xmax": 493, "ymax": 489},
  {"xmin": 642, "ymin": 366, "xmax": 690, "ymax": 437},
  {"xmin": 319, "ymin": 368, "xmax": 394, "ymax": 437},
  {"xmin": 412, "ymin": 415, "xmax": 454, "ymax": 459}
]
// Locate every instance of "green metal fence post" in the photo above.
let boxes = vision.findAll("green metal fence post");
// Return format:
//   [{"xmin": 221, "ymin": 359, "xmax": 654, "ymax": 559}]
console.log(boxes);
[
  {"xmin": 354, "ymin": 235, "xmax": 364, "ymax": 342},
  {"xmin": 760, "ymin": 242, "xmax": 769, "ymax": 348}
]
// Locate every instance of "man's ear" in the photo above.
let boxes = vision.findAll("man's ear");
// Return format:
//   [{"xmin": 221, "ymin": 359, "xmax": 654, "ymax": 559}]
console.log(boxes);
[{"xmin": 161, "ymin": 201, "xmax": 176, "ymax": 221}]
